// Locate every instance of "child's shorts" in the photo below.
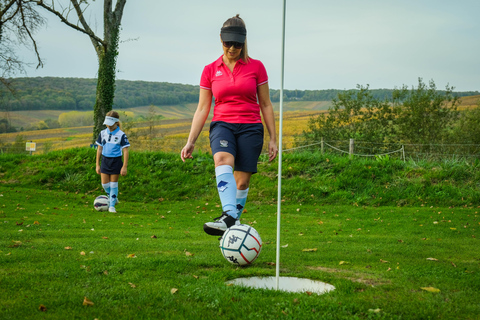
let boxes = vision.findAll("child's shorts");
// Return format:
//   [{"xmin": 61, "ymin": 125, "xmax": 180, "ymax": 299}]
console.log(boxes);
[
  {"xmin": 209, "ymin": 121, "xmax": 264, "ymax": 173},
  {"xmin": 101, "ymin": 156, "xmax": 123, "ymax": 175}
]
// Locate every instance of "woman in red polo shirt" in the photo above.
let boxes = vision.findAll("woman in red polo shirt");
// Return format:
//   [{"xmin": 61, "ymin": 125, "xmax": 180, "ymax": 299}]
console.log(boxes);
[{"xmin": 181, "ymin": 14, "xmax": 278, "ymax": 236}]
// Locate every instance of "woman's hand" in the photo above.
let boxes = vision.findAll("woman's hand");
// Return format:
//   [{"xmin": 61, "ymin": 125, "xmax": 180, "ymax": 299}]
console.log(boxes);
[
  {"xmin": 181, "ymin": 142, "xmax": 195, "ymax": 162},
  {"xmin": 268, "ymin": 140, "xmax": 278, "ymax": 162}
]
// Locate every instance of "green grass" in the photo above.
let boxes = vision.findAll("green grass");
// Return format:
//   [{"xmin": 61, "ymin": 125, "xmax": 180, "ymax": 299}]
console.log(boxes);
[
  {"xmin": 1, "ymin": 190, "xmax": 479, "ymax": 319},
  {"xmin": 1, "ymin": 150, "xmax": 480, "ymax": 319},
  {"xmin": 1, "ymin": 148, "xmax": 480, "ymax": 207}
]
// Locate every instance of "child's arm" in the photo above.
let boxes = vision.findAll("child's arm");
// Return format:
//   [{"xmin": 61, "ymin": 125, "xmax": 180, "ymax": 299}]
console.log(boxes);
[
  {"xmin": 96, "ymin": 146, "xmax": 103, "ymax": 175},
  {"xmin": 121, "ymin": 147, "xmax": 129, "ymax": 176}
]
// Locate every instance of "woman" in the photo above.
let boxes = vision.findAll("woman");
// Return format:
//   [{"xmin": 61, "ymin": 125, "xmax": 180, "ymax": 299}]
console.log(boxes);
[
  {"xmin": 181, "ymin": 14, "xmax": 278, "ymax": 236},
  {"xmin": 95, "ymin": 110, "xmax": 130, "ymax": 213}
]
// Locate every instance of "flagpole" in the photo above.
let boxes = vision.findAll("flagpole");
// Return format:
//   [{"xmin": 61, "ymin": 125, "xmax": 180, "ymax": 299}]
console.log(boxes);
[{"xmin": 276, "ymin": 0, "xmax": 286, "ymax": 290}]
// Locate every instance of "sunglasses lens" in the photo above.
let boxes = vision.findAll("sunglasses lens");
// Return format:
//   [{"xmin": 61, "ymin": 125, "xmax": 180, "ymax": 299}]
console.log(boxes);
[{"xmin": 223, "ymin": 41, "xmax": 243, "ymax": 49}]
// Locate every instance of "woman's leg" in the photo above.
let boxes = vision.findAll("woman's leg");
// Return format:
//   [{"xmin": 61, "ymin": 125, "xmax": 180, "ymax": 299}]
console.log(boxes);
[
  {"xmin": 203, "ymin": 151, "xmax": 239, "ymax": 236},
  {"xmin": 234, "ymin": 171, "xmax": 252, "ymax": 219},
  {"xmin": 214, "ymin": 151, "xmax": 237, "ymax": 216}
]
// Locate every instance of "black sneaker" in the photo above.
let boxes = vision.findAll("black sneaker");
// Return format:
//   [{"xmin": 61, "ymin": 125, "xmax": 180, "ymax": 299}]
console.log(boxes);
[{"xmin": 203, "ymin": 212, "xmax": 238, "ymax": 236}]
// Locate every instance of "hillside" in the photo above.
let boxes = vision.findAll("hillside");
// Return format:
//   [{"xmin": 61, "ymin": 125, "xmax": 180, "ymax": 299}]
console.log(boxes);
[
  {"xmin": 2, "ymin": 77, "xmax": 478, "ymax": 112},
  {"xmin": 0, "ymin": 100, "xmax": 332, "ymax": 130},
  {"xmin": 1, "ymin": 94, "xmax": 479, "ymax": 154}
]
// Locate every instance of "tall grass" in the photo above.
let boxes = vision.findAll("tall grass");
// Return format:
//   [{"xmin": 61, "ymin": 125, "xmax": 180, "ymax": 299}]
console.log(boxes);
[{"xmin": 1, "ymin": 148, "xmax": 479, "ymax": 208}]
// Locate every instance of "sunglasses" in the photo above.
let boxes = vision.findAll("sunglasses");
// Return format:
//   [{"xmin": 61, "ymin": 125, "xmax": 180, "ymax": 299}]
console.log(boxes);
[{"xmin": 223, "ymin": 41, "xmax": 244, "ymax": 49}]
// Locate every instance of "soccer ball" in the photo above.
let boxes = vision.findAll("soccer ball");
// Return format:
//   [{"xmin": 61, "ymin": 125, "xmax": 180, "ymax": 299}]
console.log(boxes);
[
  {"xmin": 93, "ymin": 195, "xmax": 109, "ymax": 212},
  {"xmin": 220, "ymin": 224, "xmax": 262, "ymax": 266}
]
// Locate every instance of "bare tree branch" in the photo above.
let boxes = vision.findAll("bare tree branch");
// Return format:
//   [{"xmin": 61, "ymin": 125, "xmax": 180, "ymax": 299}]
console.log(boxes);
[
  {"xmin": 33, "ymin": 0, "xmax": 105, "ymax": 46},
  {"xmin": 18, "ymin": 2, "xmax": 43, "ymax": 68},
  {"xmin": 1, "ymin": 0, "xmax": 45, "ymax": 83},
  {"xmin": 0, "ymin": 0, "xmax": 17, "ymax": 20}
]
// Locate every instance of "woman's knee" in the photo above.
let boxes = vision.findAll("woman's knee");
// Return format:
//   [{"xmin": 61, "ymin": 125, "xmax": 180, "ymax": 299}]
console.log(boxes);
[{"xmin": 214, "ymin": 152, "xmax": 234, "ymax": 167}]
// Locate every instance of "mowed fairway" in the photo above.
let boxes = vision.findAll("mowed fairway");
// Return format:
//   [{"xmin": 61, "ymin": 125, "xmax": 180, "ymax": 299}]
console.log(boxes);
[{"xmin": 1, "ymin": 186, "xmax": 479, "ymax": 319}]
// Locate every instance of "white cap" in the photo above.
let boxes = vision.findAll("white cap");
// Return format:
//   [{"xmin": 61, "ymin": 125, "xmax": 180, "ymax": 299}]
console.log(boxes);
[{"xmin": 103, "ymin": 116, "xmax": 119, "ymax": 126}]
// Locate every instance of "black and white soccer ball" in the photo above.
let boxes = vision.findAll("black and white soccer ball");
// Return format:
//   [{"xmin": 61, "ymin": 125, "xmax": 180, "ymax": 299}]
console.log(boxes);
[
  {"xmin": 220, "ymin": 224, "xmax": 262, "ymax": 266},
  {"xmin": 93, "ymin": 195, "xmax": 109, "ymax": 212}
]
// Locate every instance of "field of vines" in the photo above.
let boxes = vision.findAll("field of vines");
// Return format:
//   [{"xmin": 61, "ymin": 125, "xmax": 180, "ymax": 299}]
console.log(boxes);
[
  {"xmin": 0, "ymin": 110, "xmax": 322, "ymax": 154},
  {"xmin": 2, "ymin": 94, "xmax": 479, "ymax": 155}
]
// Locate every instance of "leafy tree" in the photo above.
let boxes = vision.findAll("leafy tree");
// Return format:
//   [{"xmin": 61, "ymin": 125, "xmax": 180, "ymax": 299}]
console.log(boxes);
[
  {"xmin": 0, "ymin": 117, "xmax": 16, "ymax": 132},
  {"xmin": 303, "ymin": 85, "xmax": 397, "ymax": 145},
  {"xmin": 58, "ymin": 110, "xmax": 93, "ymax": 127},
  {"xmin": 453, "ymin": 100, "xmax": 480, "ymax": 144},
  {"xmin": 35, "ymin": 0, "xmax": 127, "ymax": 141},
  {"xmin": 10, "ymin": 134, "xmax": 26, "ymax": 154},
  {"xmin": 301, "ymin": 79, "xmax": 461, "ymax": 154},
  {"xmin": 393, "ymin": 78, "xmax": 459, "ymax": 145},
  {"xmin": 44, "ymin": 117, "xmax": 60, "ymax": 129}
]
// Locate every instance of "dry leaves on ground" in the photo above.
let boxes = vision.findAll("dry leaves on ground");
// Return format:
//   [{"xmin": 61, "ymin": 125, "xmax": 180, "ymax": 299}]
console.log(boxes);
[{"xmin": 83, "ymin": 297, "xmax": 94, "ymax": 306}]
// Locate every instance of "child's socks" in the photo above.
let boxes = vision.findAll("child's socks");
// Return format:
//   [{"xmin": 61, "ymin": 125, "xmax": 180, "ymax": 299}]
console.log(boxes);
[
  {"xmin": 109, "ymin": 182, "xmax": 118, "ymax": 208},
  {"xmin": 102, "ymin": 183, "xmax": 111, "ymax": 199}
]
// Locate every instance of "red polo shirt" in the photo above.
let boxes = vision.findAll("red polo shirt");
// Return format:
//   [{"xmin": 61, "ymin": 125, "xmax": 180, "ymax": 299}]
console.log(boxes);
[{"xmin": 200, "ymin": 56, "xmax": 268, "ymax": 123}]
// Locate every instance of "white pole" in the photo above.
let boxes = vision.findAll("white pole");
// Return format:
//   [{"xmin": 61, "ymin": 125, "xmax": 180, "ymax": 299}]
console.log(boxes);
[{"xmin": 276, "ymin": 0, "xmax": 286, "ymax": 290}]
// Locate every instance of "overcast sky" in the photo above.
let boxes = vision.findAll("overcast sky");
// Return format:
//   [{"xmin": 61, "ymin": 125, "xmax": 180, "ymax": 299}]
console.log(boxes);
[{"xmin": 16, "ymin": 0, "xmax": 480, "ymax": 92}]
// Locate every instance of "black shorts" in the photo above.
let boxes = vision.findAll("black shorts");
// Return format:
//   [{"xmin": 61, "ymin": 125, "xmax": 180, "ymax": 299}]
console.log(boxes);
[
  {"xmin": 209, "ymin": 121, "xmax": 264, "ymax": 173},
  {"xmin": 101, "ymin": 156, "xmax": 123, "ymax": 175}
]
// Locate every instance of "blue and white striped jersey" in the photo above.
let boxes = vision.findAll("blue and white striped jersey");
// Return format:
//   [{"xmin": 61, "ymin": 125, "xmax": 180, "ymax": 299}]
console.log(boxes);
[{"xmin": 95, "ymin": 127, "xmax": 130, "ymax": 157}]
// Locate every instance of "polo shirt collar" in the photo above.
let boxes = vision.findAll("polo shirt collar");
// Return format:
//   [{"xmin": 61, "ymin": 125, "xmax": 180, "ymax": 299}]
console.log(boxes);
[
  {"xmin": 215, "ymin": 55, "xmax": 246, "ymax": 67},
  {"xmin": 107, "ymin": 126, "xmax": 120, "ymax": 135}
]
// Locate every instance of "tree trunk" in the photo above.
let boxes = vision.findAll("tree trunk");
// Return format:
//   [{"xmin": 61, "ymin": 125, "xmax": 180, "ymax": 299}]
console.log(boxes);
[
  {"xmin": 92, "ymin": 1, "xmax": 124, "ymax": 141},
  {"xmin": 92, "ymin": 21, "xmax": 120, "ymax": 141}
]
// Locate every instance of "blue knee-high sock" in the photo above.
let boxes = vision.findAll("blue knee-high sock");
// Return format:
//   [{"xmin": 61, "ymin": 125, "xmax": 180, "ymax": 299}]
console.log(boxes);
[
  {"xmin": 102, "ymin": 183, "xmax": 111, "ymax": 199},
  {"xmin": 236, "ymin": 188, "xmax": 249, "ymax": 219},
  {"xmin": 215, "ymin": 165, "xmax": 237, "ymax": 218},
  {"xmin": 110, "ymin": 182, "xmax": 118, "ymax": 208}
]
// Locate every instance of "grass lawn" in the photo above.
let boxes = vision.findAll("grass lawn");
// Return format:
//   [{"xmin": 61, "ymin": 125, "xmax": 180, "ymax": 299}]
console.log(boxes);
[{"xmin": 1, "ymin": 186, "xmax": 479, "ymax": 319}]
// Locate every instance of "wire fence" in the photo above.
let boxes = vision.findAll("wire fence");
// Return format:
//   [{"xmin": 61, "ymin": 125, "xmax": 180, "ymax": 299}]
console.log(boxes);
[
  {"xmin": 282, "ymin": 138, "xmax": 480, "ymax": 161},
  {"xmin": 3, "ymin": 137, "xmax": 480, "ymax": 162}
]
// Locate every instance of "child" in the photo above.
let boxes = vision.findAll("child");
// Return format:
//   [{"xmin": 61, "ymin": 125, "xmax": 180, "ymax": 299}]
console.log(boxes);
[{"xmin": 95, "ymin": 111, "xmax": 130, "ymax": 213}]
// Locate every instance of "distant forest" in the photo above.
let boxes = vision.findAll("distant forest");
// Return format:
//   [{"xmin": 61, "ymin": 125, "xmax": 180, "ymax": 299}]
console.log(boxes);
[{"xmin": 1, "ymin": 77, "xmax": 479, "ymax": 111}]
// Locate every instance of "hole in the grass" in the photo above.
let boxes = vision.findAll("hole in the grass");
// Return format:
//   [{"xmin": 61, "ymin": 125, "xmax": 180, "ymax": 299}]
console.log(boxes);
[{"xmin": 226, "ymin": 276, "xmax": 335, "ymax": 294}]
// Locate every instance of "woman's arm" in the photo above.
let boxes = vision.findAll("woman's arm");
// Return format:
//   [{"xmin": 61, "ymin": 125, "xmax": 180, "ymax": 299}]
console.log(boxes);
[
  {"xmin": 258, "ymin": 83, "xmax": 278, "ymax": 162},
  {"xmin": 181, "ymin": 88, "xmax": 213, "ymax": 162}
]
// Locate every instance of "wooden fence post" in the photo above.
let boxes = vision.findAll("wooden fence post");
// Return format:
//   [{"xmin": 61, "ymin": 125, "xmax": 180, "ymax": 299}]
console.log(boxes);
[
  {"xmin": 321, "ymin": 137, "xmax": 324, "ymax": 154},
  {"xmin": 349, "ymin": 139, "xmax": 354, "ymax": 159}
]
